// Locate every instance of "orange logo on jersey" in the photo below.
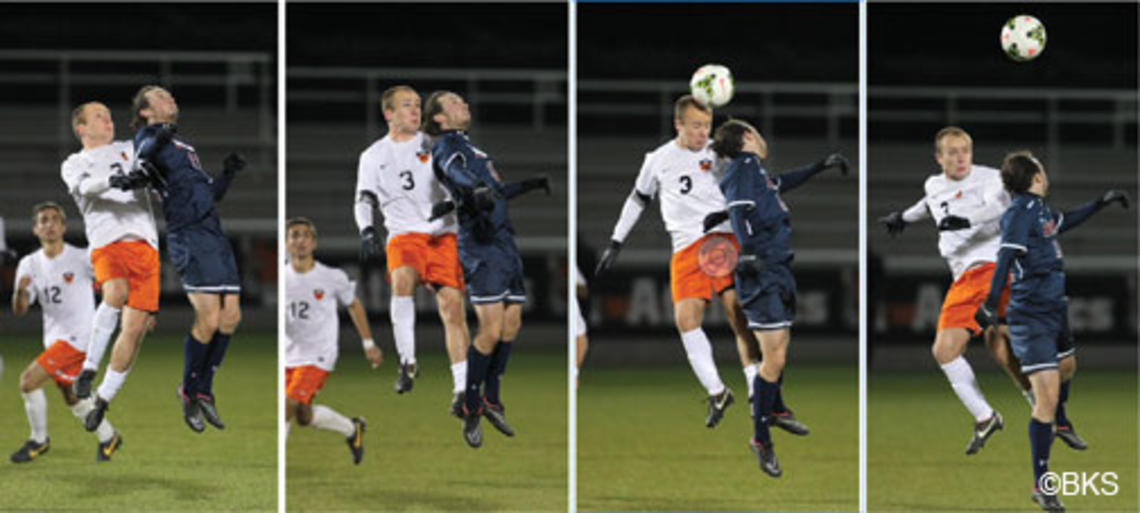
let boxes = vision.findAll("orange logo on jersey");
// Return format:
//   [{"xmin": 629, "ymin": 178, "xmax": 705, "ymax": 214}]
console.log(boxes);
[
  {"xmin": 699, "ymin": 159, "xmax": 713, "ymax": 172},
  {"xmin": 313, "ymin": 289, "xmax": 325, "ymax": 300},
  {"xmin": 954, "ymin": 190, "xmax": 963, "ymax": 199},
  {"xmin": 1043, "ymin": 219, "xmax": 1057, "ymax": 237},
  {"xmin": 416, "ymin": 150, "xmax": 430, "ymax": 163},
  {"xmin": 120, "ymin": 152, "xmax": 129, "ymax": 161},
  {"xmin": 63, "ymin": 272, "xmax": 74, "ymax": 284}
]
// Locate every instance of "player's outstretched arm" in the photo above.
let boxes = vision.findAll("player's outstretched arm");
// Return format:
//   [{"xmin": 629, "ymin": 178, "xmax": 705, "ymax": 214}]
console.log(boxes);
[
  {"xmin": 775, "ymin": 152, "xmax": 849, "ymax": 194},
  {"xmin": 211, "ymin": 153, "xmax": 245, "ymax": 201},
  {"xmin": 346, "ymin": 298, "xmax": 382, "ymax": 369},
  {"xmin": 1058, "ymin": 189, "xmax": 1130, "ymax": 234},
  {"xmin": 975, "ymin": 247, "xmax": 1016, "ymax": 329},
  {"xmin": 503, "ymin": 175, "xmax": 552, "ymax": 199},
  {"xmin": 880, "ymin": 197, "xmax": 931, "ymax": 237},
  {"xmin": 595, "ymin": 189, "xmax": 650, "ymax": 276},
  {"xmin": 10, "ymin": 274, "xmax": 31, "ymax": 317}
]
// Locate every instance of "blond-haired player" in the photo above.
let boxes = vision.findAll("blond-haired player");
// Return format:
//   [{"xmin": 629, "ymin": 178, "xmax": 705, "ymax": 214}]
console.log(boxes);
[
  {"xmin": 285, "ymin": 218, "xmax": 380, "ymax": 465},
  {"xmin": 354, "ymin": 85, "xmax": 470, "ymax": 409},
  {"xmin": 9, "ymin": 202, "xmax": 121, "ymax": 463}
]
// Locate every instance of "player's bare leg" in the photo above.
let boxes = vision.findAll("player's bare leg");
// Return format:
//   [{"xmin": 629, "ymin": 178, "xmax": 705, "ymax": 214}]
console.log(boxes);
[
  {"xmin": 86, "ymin": 307, "xmax": 149, "ymax": 432},
  {"xmin": 75, "ymin": 278, "xmax": 129, "ymax": 398},
  {"xmin": 750, "ymin": 328, "xmax": 790, "ymax": 477},
  {"xmin": 933, "ymin": 327, "xmax": 1001, "ymax": 454},
  {"xmin": 675, "ymin": 297, "xmax": 731, "ymax": 427},
  {"xmin": 984, "ymin": 325, "xmax": 1032, "ymax": 400},
  {"xmin": 721, "ymin": 289, "xmax": 760, "ymax": 394},
  {"xmin": 390, "ymin": 266, "xmax": 419, "ymax": 394},
  {"xmin": 482, "ymin": 303, "xmax": 520, "ymax": 437},
  {"xmin": 436, "ymin": 286, "xmax": 470, "ymax": 416},
  {"xmin": 462, "ymin": 303, "xmax": 505, "ymax": 447},
  {"xmin": 1052, "ymin": 354, "xmax": 1085, "ymax": 450},
  {"xmin": 1028, "ymin": 368, "xmax": 1063, "ymax": 510}
]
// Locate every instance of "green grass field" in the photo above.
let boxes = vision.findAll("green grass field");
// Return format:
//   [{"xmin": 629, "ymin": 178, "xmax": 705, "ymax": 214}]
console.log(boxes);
[
  {"xmin": 286, "ymin": 349, "xmax": 568, "ymax": 512},
  {"xmin": 0, "ymin": 332, "xmax": 276, "ymax": 511},
  {"xmin": 578, "ymin": 364, "xmax": 859, "ymax": 512},
  {"xmin": 869, "ymin": 367, "xmax": 1138, "ymax": 512}
]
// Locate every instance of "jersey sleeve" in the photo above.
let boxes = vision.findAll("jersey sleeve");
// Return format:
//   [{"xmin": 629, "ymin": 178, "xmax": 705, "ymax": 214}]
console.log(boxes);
[
  {"xmin": 61, "ymin": 156, "xmax": 111, "ymax": 197},
  {"xmin": 632, "ymin": 153, "xmax": 659, "ymax": 199},
  {"xmin": 14, "ymin": 256, "xmax": 38, "ymax": 306},
  {"xmin": 1000, "ymin": 204, "xmax": 1033, "ymax": 254},
  {"xmin": 332, "ymin": 269, "xmax": 358, "ymax": 308},
  {"xmin": 353, "ymin": 148, "xmax": 380, "ymax": 233}
]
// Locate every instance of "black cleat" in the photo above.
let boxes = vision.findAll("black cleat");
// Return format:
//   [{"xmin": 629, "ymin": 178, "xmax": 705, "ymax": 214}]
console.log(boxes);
[
  {"xmin": 770, "ymin": 410, "xmax": 810, "ymax": 436},
  {"xmin": 176, "ymin": 386, "xmax": 205, "ymax": 433},
  {"xmin": 482, "ymin": 399, "xmax": 515, "ymax": 437},
  {"xmin": 346, "ymin": 417, "xmax": 365, "ymax": 465},
  {"xmin": 462, "ymin": 406, "xmax": 483, "ymax": 448},
  {"xmin": 1031, "ymin": 488, "xmax": 1065, "ymax": 512},
  {"xmin": 1054, "ymin": 424, "xmax": 1087, "ymax": 451},
  {"xmin": 394, "ymin": 362, "xmax": 418, "ymax": 394},
  {"xmin": 749, "ymin": 439, "xmax": 782, "ymax": 478},
  {"xmin": 965, "ymin": 411, "xmax": 1003, "ymax": 455},
  {"xmin": 705, "ymin": 388, "xmax": 735, "ymax": 428},
  {"xmin": 96, "ymin": 432, "xmax": 122, "ymax": 462},
  {"xmin": 74, "ymin": 369, "xmax": 97, "ymax": 399},
  {"xmin": 196, "ymin": 394, "xmax": 226, "ymax": 430},
  {"xmin": 85, "ymin": 397, "xmax": 109, "ymax": 432},
  {"xmin": 10, "ymin": 438, "xmax": 50, "ymax": 463},
  {"xmin": 449, "ymin": 392, "xmax": 464, "ymax": 419}
]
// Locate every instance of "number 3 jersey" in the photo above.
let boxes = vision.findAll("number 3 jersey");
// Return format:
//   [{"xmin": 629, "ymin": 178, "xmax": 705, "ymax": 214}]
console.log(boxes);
[
  {"xmin": 355, "ymin": 132, "xmax": 456, "ymax": 242},
  {"xmin": 14, "ymin": 244, "xmax": 95, "ymax": 351},
  {"xmin": 632, "ymin": 140, "xmax": 732, "ymax": 252},
  {"xmin": 60, "ymin": 140, "xmax": 159, "ymax": 251},
  {"xmin": 285, "ymin": 261, "xmax": 357, "ymax": 371}
]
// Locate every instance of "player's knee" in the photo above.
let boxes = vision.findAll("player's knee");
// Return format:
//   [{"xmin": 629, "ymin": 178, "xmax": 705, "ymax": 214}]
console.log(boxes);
[
  {"xmin": 18, "ymin": 371, "xmax": 36, "ymax": 394},
  {"xmin": 674, "ymin": 313, "xmax": 701, "ymax": 333},
  {"xmin": 437, "ymin": 295, "xmax": 465, "ymax": 326},
  {"xmin": 1059, "ymin": 356, "xmax": 1076, "ymax": 381},
  {"xmin": 101, "ymin": 280, "xmax": 129, "ymax": 308},
  {"xmin": 296, "ymin": 405, "xmax": 313, "ymax": 426},
  {"xmin": 194, "ymin": 312, "xmax": 222, "ymax": 339},
  {"xmin": 221, "ymin": 306, "xmax": 242, "ymax": 333}
]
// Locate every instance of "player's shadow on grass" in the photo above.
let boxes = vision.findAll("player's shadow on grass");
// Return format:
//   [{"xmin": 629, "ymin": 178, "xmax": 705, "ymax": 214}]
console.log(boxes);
[
  {"xmin": 354, "ymin": 489, "xmax": 504, "ymax": 512},
  {"xmin": 73, "ymin": 471, "xmax": 214, "ymax": 503}
]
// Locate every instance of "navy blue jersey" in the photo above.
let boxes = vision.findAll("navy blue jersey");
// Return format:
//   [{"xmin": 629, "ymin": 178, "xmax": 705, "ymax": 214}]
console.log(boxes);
[
  {"xmin": 430, "ymin": 131, "xmax": 515, "ymax": 245},
  {"xmin": 134, "ymin": 124, "xmax": 233, "ymax": 233},
  {"xmin": 997, "ymin": 193, "xmax": 1066, "ymax": 308},
  {"xmin": 719, "ymin": 154, "xmax": 793, "ymax": 264}
]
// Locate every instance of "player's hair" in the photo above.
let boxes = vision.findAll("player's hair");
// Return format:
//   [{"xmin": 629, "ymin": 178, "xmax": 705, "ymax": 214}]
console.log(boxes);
[
  {"xmin": 70, "ymin": 102, "xmax": 105, "ymax": 136},
  {"xmin": 711, "ymin": 119, "xmax": 753, "ymax": 159},
  {"xmin": 421, "ymin": 90, "xmax": 456, "ymax": 136},
  {"xmin": 934, "ymin": 126, "xmax": 972, "ymax": 154},
  {"xmin": 674, "ymin": 95, "xmax": 712, "ymax": 121},
  {"xmin": 381, "ymin": 85, "xmax": 418, "ymax": 112},
  {"xmin": 1000, "ymin": 150, "xmax": 1043, "ymax": 194},
  {"xmin": 31, "ymin": 201, "xmax": 66, "ymax": 222},
  {"xmin": 131, "ymin": 85, "xmax": 165, "ymax": 130},
  {"xmin": 286, "ymin": 217, "xmax": 317, "ymax": 237}
]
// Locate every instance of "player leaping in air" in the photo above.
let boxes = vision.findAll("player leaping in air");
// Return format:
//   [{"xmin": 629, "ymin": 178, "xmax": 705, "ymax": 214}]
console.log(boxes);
[{"xmin": 976, "ymin": 151, "xmax": 1128, "ymax": 512}]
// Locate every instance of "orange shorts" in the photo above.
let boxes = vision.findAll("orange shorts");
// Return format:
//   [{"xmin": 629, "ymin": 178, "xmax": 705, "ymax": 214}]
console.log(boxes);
[
  {"xmin": 938, "ymin": 262, "xmax": 1011, "ymax": 336},
  {"xmin": 285, "ymin": 365, "xmax": 330, "ymax": 405},
  {"xmin": 91, "ymin": 240, "xmax": 161, "ymax": 312},
  {"xmin": 386, "ymin": 232, "xmax": 464, "ymax": 290},
  {"xmin": 36, "ymin": 340, "xmax": 85, "ymax": 386},
  {"xmin": 670, "ymin": 234, "xmax": 739, "ymax": 302}
]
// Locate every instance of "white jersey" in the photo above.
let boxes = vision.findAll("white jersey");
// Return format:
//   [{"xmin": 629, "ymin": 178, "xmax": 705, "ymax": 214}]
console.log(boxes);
[
  {"xmin": 14, "ymin": 244, "xmax": 95, "ymax": 352},
  {"xmin": 903, "ymin": 165, "xmax": 1009, "ymax": 279},
  {"xmin": 60, "ymin": 141, "xmax": 159, "ymax": 250},
  {"xmin": 285, "ymin": 261, "xmax": 357, "ymax": 371},
  {"xmin": 633, "ymin": 140, "xmax": 732, "ymax": 252},
  {"xmin": 355, "ymin": 132, "xmax": 456, "ymax": 241}
]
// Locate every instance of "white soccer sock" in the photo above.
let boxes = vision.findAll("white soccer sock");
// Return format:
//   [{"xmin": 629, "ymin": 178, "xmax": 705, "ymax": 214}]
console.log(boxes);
[
  {"xmin": 310, "ymin": 404, "xmax": 355, "ymax": 436},
  {"xmin": 450, "ymin": 361, "xmax": 467, "ymax": 393},
  {"xmin": 95, "ymin": 368, "xmax": 129, "ymax": 402},
  {"xmin": 390, "ymin": 296, "xmax": 416, "ymax": 365},
  {"xmin": 70, "ymin": 398, "xmax": 114, "ymax": 443},
  {"xmin": 680, "ymin": 328, "xmax": 726, "ymax": 396},
  {"xmin": 22, "ymin": 389, "xmax": 48, "ymax": 443},
  {"xmin": 940, "ymin": 356, "xmax": 994, "ymax": 422},
  {"xmin": 743, "ymin": 362, "xmax": 759, "ymax": 399},
  {"xmin": 83, "ymin": 303, "xmax": 121, "ymax": 371}
]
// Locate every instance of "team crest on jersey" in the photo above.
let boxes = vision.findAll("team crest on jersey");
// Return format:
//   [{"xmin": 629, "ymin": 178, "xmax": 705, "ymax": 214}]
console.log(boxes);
[
  {"xmin": 187, "ymin": 151, "xmax": 202, "ymax": 171},
  {"xmin": 1042, "ymin": 219, "xmax": 1057, "ymax": 237},
  {"xmin": 120, "ymin": 152, "xmax": 129, "ymax": 161},
  {"xmin": 699, "ymin": 159, "xmax": 713, "ymax": 172},
  {"xmin": 954, "ymin": 190, "xmax": 963, "ymax": 199},
  {"xmin": 416, "ymin": 150, "xmax": 430, "ymax": 163},
  {"xmin": 62, "ymin": 272, "xmax": 74, "ymax": 284},
  {"xmin": 313, "ymin": 289, "xmax": 325, "ymax": 300}
]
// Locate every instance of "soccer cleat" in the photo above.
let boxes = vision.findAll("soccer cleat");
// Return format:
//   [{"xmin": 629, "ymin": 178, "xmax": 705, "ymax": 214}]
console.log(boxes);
[
  {"xmin": 74, "ymin": 369, "xmax": 97, "ymax": 399},
  {"xmin": 1031, "ymin": 488, "xmax": 1065, "ymax": 512},
  {"xmin": 96, "ymin": 432, "xmax": 123, "ymax": 462},
  {"xmin": 346, "ymin": 417, "xmax": 365, "ymax": 465},
  {"xmin": 85, "ymin": 397, "xmax": 109, "ymax": 432},
  {"xmin": 770, "ymin": 410, "xmax": 810, "ymax": 436},
  {"xmin": 449, "ymin": 392, "xmax": 464, "ymax": 419},
  {"xmin": 462, "ymin": 406, "xmax": 483, "ymax": 448},
  {"xmin": 394, "ymin": 362, "xmax": 418, "ymax": 394},
  {"xmin": 964, "ymin": 411, "xmax": 1003, "ymax": 455},
  {"xmin": 176, "ymin": 386, "xmax": 205, "ymax": 433},
  {"xmin": 482, "ymin": 399, "xmax": 515, "ymax": 437},
  {"xmin": 196, "ymin": 394, "xmax": 226, "ymax": 430},
  {"xmin": 9, "ymin": 438, "xmax": 50, "ymax": 463},
  {"xmin": 705, "ymin": 388, "xmax": 735, "ymax": 428},
  {"xmin": 1054, "ymin": 424, "xmax": 1088, "ymax": 451},
  {"xmin": 749, "ymin": 439, "xmax": 782, "ymax": 478}
]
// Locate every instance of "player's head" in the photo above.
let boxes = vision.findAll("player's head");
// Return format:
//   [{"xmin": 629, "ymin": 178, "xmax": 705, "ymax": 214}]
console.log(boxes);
[
  {"xmin": 1000, "ymin": 150, "xmax": 1049, "ymax": 196},
  {"xmin": 673, "ymin": 95, "xmax": 712, "ymax": 151},
  {"xmin": 382, "ymin": 85, "xmax": 421, "ymax": 136},
  {"xmin": 71, "ymin": 102, "xmax": 114, "ymax": 147},
  {"xmin": 31, "ymin": 201, "xmax": 66, "ymax": 244},
  {"xmin": 132, "ymin": 85, "xmax": 179, "ymax": 129},
  {"xmin": 286, "ymin": 217, "xmax": 317, "ymax": 260},
  {"xmin": 422, "ymin": 91, "xmax": 470, "ymax": 135},
  {"xmin": 934, "ymin": 126, "xmax": 973, "ymax": 180},
  {"xmin": 711, "ymin": 119, "xmax": 767, "ymax": 160}
]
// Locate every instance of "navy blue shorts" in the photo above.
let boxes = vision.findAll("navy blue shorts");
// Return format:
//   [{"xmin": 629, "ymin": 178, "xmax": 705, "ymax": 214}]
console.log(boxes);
[
  {"xmin": 736, "ymin": 264, "xmax": 796, "ymax": 331},
  {"xmin": 1007, "ymin": 302, "xmax": 1065, "ymax": 375},
  {"xmin": 167, "ymin": 223, "xmax": 240, "ymax": 294},
  {"xmin": 459, "ymin": 237, "xmax": 525, "ymax": 305}
]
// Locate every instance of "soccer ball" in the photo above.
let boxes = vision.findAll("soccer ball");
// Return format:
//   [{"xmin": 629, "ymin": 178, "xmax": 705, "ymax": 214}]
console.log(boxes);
[
  {"xmin": 1001, "ymin": 15, "xmax": 1046, "ymax": 62},
  {"xmin": 689, "ymin": 64, "xmax": 734, "ymax": 108}
]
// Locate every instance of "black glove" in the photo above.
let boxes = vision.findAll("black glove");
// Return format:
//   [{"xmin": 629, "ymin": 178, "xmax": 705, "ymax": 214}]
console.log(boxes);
[
  {"xmin": 879, "ymin": 211, "xmax": 906, "ymax": 237},
  {"xmin": 429, "ymin": 200, "xmax": 456, "ymax": 221},
  {"xmin": 703, "ymin": 211, "xmax": 729, "ymax": 233},
  {"xmin": 594, "ymin": 240, "xmax": 622, "ymax": 277},
  {"xmin": 820, "ymin": 153, "xmax": 850, "ymax": 176},
  {"xmin": 974, "ymin": 302, "xmax": 998, "ymax": 330},
  {"xmin": 1100, "ymin": 189, "xmax": 1131, "ymax": 209},
  {"xmin": 360, "ymin": 227, "xmax": 384, "ymax": 264},
  {"xmin": 222, "ymin": 153, "xmax": 246, "ymax": 175},
  {"xmin": 109, "ymin": 169, "xmax": 151, "ymax": 191},
  {"xmin": 937, "ymin": 215, "xmax": 971, "ymax": 231},
  {"xmin": 735, "ymin": 253, "xmax": 765, "ymax": 276},
  {"xmin": 472, "ymin": 187, "xmax": 498, "ymax": 211},
  {"xmin": 521, "ymin": 175, "xmax": 551, "ymax": 196}
]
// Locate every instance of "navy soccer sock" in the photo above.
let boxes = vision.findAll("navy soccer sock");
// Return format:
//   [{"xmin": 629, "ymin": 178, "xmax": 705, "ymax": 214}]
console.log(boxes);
[
  {"xmin": 1055, "ymin": 380, "xmax": 1071, "ymax": 427},
  {"xmin": 772, "ymin": 372, "xmax": 788, "ymax": 414},
  {"xmin": 1029, "ymin": 418, "xmax": 1054, "ymax": 488},
  {"xmin": 182, "ymin": 333, "xmax": 211, "ymax": 396},
  {"xmin": 465, "ymin": 345, "xmax": 494, "ymax": 414},
  {"xmin": 752, "ymin": 376, "xmax": 779, "ymax": 445},
  {"xmin": 198, "ymin": 332, "xmax": 232, "ymax": 397},
  {"xmin": 483, "ymin": 341, "xmax": 513, "ymax": 406}
]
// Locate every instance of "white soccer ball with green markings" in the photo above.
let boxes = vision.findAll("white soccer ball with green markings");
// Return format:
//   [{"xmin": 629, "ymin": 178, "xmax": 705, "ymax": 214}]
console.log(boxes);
[
  {"xmin": 1001, "ymin": 15, "xmax": 1046, "ymax": 62},
  {"xmin": 689, "ymin": 64, "xmax": 734, "ymax": 108}
]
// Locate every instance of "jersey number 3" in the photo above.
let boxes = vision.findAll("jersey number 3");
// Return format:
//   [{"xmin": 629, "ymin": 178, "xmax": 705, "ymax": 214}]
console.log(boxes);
[
  {"xmin": 679, "ymin": 175, "xmax": 693, "ymax": 195},
  {"xmin": 399, "ymin": 171, "xmax": 415, "ymax": 191}
]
